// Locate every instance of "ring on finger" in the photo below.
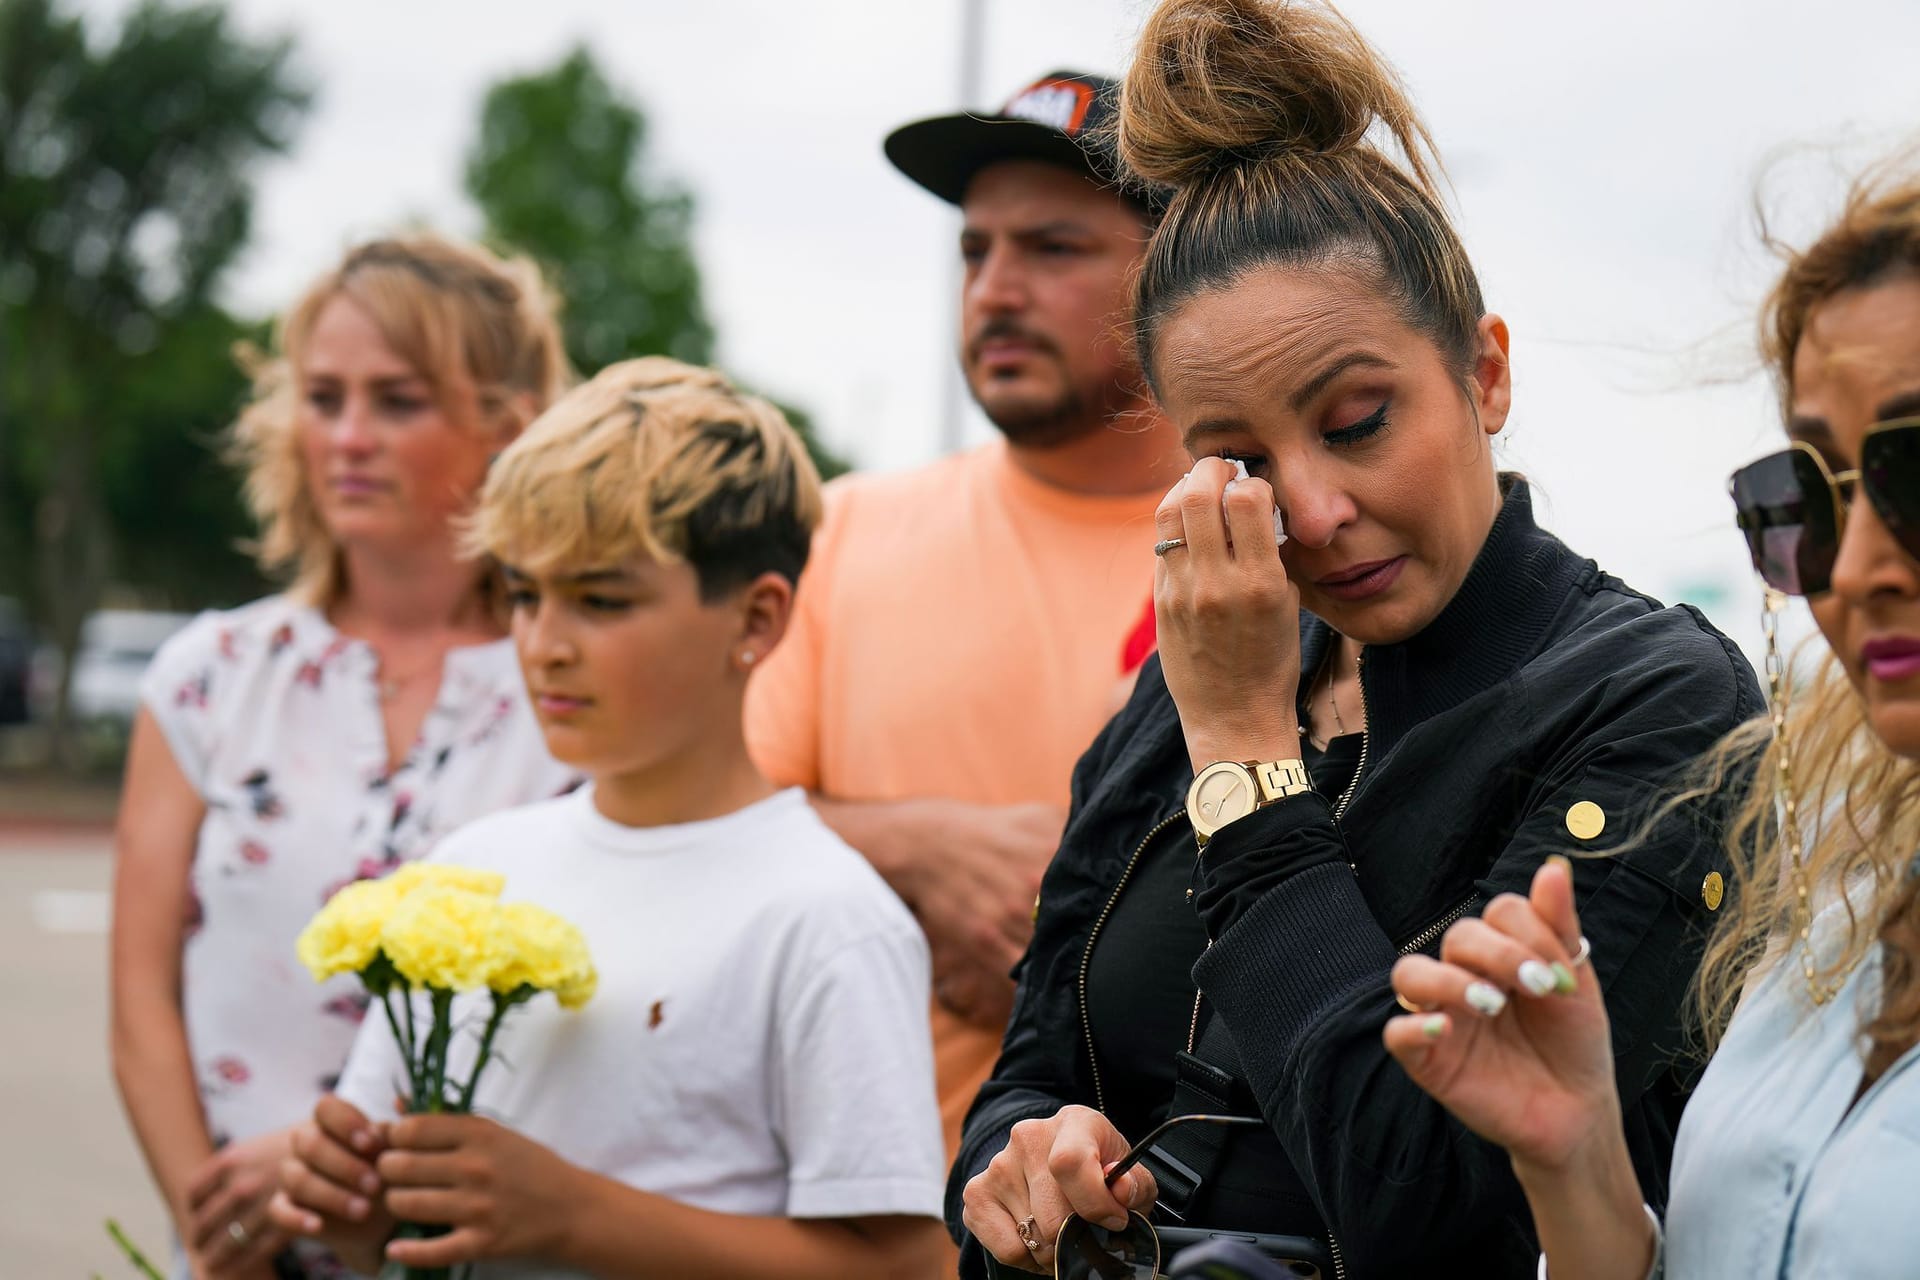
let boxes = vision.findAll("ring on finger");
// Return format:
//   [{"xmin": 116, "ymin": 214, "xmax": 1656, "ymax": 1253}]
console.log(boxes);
[
  {"xmin": 1394, "ymin": 991, "xmax": 1427, "ymax": 1014},
  {"xmin": 1016, "ymin": 1214, "xmax": 1043, "ymax": 1255},
  {"xmin": 1153, "ymin": 537, "xmax": 1187, "ymax": 556},
  {"xmin": 1569, "ymin": 935, "xmax": 1592, "ymax": 968}
]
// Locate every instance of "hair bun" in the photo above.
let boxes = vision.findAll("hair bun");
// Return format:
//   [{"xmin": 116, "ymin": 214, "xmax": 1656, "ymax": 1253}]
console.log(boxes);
[{"xmin": 1118, "ymin": 0, "xmax": 1435, "ymax": 192}]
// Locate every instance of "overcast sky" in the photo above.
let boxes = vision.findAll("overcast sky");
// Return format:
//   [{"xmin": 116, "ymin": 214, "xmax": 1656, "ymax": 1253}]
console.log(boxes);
[{"xmin": 77, "ymin": 0, "xmax": 1920, "ymax": 662}]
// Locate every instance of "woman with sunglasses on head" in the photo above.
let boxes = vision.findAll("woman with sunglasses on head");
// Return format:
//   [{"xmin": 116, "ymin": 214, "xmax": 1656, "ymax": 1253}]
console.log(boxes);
[
  {"xmin": 950, "ymin": 2, "xmax": 1764, "ymax": 1277},
  {"xmin": 111, "ymin": 234, "xmax": 578, "ymax": 1280},
  {"xmin": 1384, "ymin": 168, "xmax": 1920, "ymax": 1279}
]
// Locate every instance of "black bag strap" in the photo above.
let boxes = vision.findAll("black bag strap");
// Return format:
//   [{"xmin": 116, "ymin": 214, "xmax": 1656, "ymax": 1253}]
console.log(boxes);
[{"xmin": 1140, "ymin": 1007, "xmax": 1260, "ymax": 1220}]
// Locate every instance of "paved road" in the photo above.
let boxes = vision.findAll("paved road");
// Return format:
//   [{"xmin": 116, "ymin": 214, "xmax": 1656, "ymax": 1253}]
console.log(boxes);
[{"xmin": 1, "ymin": 826, "xmax": 171, "ymax": 1277}]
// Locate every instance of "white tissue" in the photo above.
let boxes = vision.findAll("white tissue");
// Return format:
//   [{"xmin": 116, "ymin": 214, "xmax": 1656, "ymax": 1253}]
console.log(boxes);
[{"xmin": 1221, "ymin": 459, "xmax": 1288, "ymax": 547}]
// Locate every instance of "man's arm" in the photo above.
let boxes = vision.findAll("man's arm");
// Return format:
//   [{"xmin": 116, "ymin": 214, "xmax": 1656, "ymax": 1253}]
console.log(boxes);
[{"xmin": 810, "ymin": 795, "xmax": 1064, "ymax": 1024}]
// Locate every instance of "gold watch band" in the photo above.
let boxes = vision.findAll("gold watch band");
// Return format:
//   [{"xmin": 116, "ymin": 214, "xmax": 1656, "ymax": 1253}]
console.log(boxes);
[{"xmin": 1251, "ymin": 758, "xmax": 1313, "ymax": 804}]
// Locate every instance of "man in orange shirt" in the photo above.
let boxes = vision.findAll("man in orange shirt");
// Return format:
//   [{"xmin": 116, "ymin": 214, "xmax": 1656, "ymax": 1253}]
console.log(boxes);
[{"xmin": 746, "ymin": 71, "xmax": 1185, "ymax": 1166}]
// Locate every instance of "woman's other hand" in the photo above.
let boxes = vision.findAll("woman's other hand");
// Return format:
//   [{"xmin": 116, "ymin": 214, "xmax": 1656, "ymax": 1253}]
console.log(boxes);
[
  {"xmin": 1383, "ymin": 856, "xmax": 1623, "ymax": 1172},
  {"xmin": 961, "ymin": 1105, "xmax": 1157, "ymax": 1274},
  {"xmin": 185, "ymin": 1127, "xmax": 294, "ymax": 1276},
  {"xmin": 1153, "ymin": 457, "xmax": 1303, "ymax": 771}
]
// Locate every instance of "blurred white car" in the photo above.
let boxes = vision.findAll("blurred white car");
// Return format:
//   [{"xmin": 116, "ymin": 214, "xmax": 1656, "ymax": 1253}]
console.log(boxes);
[{"xmin": 35, "ymin": 609, "xmax": 195, "ymax": 725}]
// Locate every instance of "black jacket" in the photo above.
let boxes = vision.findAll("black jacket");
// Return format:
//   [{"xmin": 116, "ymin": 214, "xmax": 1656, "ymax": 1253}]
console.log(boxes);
[{"xmin": 949, "ymin": 480, "xmax": 1765, "ymax": 1279}]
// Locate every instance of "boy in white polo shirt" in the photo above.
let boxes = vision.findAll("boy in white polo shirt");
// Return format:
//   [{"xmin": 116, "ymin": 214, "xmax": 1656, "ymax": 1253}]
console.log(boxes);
[{"xmin": 269, "ymin": 358, "xmax": 945, "ymax": 1278}]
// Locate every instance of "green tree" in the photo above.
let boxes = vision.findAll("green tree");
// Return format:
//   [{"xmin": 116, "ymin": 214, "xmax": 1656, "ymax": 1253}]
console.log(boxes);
[
  {"xmin": 0, "ymin": 0, "xmax": 306, "ymax": 761},
  {"xmin": 465, "ymin": 48, "xmax": 847, "ymax": 479}
]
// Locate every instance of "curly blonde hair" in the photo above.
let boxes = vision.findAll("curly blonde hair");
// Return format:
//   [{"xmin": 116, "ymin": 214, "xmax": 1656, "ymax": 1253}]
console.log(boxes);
[
  {"xmin": 1693, "ymin": 164, "xmax": 1920, "ymax": 1072},
  {"xmin": 229, "ymin": 233, "xmax": 572, "ymax": 605}
]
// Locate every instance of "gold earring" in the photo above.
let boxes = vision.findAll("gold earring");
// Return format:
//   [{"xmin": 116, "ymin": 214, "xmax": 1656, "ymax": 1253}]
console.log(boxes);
[{"xmin": 1764, "ymin": 587, "xmax": 1840, "ymax": 1006}]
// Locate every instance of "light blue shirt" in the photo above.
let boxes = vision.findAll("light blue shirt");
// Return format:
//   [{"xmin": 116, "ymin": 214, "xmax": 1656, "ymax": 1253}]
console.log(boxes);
[{"xmin": 1664, "ymin": 892, "xmax": 1920, "ymax": 1278}]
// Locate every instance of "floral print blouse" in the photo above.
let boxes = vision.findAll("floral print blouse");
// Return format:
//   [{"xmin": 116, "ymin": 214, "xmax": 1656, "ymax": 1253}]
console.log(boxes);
[{"xmin": 139, "ymin": 595, "xmax": 577, "ymax": 1157}]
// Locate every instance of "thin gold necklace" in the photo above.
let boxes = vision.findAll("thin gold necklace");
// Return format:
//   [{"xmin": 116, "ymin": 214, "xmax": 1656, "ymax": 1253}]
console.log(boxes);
[
  {"xmin": 373, "ymin": 649, "xmax": 443, "ymax": 704},
  {"xmin": 1306, "ymin": 645, "xmax": 1352, "ymax": 750}
]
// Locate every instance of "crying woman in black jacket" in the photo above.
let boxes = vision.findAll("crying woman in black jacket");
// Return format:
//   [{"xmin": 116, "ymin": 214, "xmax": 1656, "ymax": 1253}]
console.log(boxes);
[{"xmin": 951, "ymin": 2, "xmax": 1763, "ymax": 1277}]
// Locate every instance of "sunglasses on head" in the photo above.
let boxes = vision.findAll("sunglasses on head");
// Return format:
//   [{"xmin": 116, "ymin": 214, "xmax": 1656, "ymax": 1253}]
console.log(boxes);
[
  {"xmin": 1050, "ymin": 1114, "xmax": 1263, "ymax": 1280},
  {"xmin": 1729, "ymin": 417, "xmax": 1920, "ymax": 597}
]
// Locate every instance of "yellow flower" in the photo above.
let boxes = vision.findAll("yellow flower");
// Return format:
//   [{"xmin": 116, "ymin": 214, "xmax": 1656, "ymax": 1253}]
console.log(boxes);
[
  {"xmin": 380, "ymin": 886, "xmax": 505, "ymax": 992},
  {"xmin": 389, "ymin": 863, "xmax": 507, "ymax": 900},
  {"xmin": 296, "ymin": 877, "xmax": 403, "ymax": 982},
  {"xmin": 490, "ymin": 902, "xmax": 597, "ymax": 1009}
]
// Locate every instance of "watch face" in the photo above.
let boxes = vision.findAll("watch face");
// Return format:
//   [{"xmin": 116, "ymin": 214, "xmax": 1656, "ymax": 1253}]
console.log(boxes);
[{"xmin": 1191, "ymin": 765, "xmax": 1256, "ymax": 833}]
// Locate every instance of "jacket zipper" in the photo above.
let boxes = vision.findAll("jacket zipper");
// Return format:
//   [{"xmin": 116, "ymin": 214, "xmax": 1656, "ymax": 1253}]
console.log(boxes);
[
  {"xmin": 1397, "ymin": 895, "xmax": 1476, "ymax": 955},
  {"xmin": 1079, "ymin": 810, "xmax": 1187, "ymax": 1116},
  {"xmin": 1332, "ymin": 650, "xmax": 1370, "ymax": 822}
]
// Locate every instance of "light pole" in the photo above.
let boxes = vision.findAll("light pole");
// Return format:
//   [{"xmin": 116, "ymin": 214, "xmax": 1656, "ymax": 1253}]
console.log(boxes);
[{"xmin": 938, "ymin": 0, "xmax": 988, "ymax": 457}]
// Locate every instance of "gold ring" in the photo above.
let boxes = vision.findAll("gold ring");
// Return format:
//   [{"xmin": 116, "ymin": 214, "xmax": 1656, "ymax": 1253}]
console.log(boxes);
[
  {"xmin": 1569, "ymin": 935, "xmax": 1592, "ymax": 969},
  {"xmin": 1153, "ymin": 537, "xmax": 1187, "ymax": 556},
  {"xmin": 1016, "ymin": 1215, "xmax": 1042, "ymax": 1254},
  {"xmin": 1394, "ymin": 991, "xmax": 1426, "ymax": 1014}
]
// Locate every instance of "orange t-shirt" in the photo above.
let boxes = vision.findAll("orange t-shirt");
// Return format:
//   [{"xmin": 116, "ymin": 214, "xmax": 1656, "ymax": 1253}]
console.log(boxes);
[{"xmin": 746, "ymin": 440, "xmax": 1163, "ymax": 1160}]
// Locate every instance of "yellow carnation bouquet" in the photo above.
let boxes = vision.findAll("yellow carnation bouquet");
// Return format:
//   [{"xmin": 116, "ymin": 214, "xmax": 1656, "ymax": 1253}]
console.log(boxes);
[{"xmin": 296, "ymin": 863, "xmax": 595, "ymax": 1278}]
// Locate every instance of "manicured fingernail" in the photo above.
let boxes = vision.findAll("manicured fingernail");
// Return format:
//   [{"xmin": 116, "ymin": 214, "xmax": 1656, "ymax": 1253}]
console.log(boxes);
[
  {"xmin": 346, "ymin": 1196, "xmax": 368, "ymax": 1220},
  {"xmin": 1464, "ymin": 981, "xmax": 1507, "ymax": 1017},
  {"xmin": 1518, "ymin": 960, "xmax": 1558, "ymax": 996},
  {"xmin": 1421, "ymin": 1014, "xmax": 1449, "ymax": 1039},
  {"xmin": 304, "ymin": 1213, "xmax": 322, "ymax": 1233},
  {"xmin": 351, "ymin": 1129, "xmax": 375, "ymax": 1153},
  {"xmin": 1547, "ymin": 854, "xmax": 1571, "ymax": 873},
  {"xmin": 360, "ymin": 1172, "xmax": 380, "ymax": 1194},
  {"xmin": 1551, "ymin": 962, "xmax": 1578, "ymax": 995},
  {"xmin": 1104, "ymin": 1214, "xmax": 1130, "ymax": 1231}
]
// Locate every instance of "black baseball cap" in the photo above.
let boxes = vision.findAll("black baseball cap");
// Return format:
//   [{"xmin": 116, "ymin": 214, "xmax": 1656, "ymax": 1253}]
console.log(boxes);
[{"xmin": 883, "ymin": 70, "xmax": 1161, "ymax": 212}]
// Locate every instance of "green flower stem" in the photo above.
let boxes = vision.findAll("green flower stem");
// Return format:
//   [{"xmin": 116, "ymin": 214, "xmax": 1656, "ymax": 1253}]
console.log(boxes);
[
  {"xmin": 104, "ymin": 1219, "xmax": 164, "ymax": 1280},
  {"xmin": 380, "ymin": 990, "xmax": 410, "ymax": 1090},
  {"xmin": 457, "ymin": 989, "xmax": 525, "ymax": 1111},
  {"xmin": 425, "ymin": 988, "xmax": 455, "ymax": 1113},
  {"xmin": 403, "ymin": 981, "xmax": 420, "ymax": 1103}
]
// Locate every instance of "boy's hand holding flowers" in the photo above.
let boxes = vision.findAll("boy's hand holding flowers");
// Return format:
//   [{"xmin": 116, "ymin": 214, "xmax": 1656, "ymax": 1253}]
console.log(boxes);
[
  {"xmin": 268, "ymin": 1094, "xmax": 394, "ymax": 1274},
  {"xmin": 377, "ymin": 1114, "xmax": 588, "ymax": 1270},
  {"xmin": 272, "ymin": 863, "xmax": 596, "ymax": 1277}
]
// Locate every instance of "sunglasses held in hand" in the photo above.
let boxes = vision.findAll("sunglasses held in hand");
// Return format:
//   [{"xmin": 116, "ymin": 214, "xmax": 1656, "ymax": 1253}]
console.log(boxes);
[
  {"xmin": 1730, "ymin": 418, "xmax": 1920, "ymax": 597},
  {"xmin": 1049, "ymin": 1114, "xmax": 1264, "ymax": 1280}
]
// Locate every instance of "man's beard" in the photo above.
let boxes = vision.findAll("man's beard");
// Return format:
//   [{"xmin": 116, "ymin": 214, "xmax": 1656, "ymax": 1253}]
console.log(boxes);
[
  {"xmin": 977, "ymin": 382, "xmax": 1100, "ymax": 449},
  {"xmin": 965, "ymin": 320, "xmax": 1124, "ymax": 449}
]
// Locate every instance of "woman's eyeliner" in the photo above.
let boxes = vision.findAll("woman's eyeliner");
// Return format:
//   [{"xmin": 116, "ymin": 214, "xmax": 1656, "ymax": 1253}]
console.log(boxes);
[{"xmin": 1327, "ymin": 401, "xmax": 1390, "ymax": 445}]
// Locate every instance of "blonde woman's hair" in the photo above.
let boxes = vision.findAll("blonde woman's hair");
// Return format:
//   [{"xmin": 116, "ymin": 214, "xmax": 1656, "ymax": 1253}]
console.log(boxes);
[
  {"xmin": 229, "ymin": 233, "xmax": 572, "ymax": 604},
  {"xmin": 1692, "ymin": 164, "xmax": 1920, "ymax": 1070},
  {"xmin": 469, "ymin": 356, "xmax": 823, "ymax": 600},
  {"xmin": 1115, "ymin": 0, "xmax": 1484, "ymax": 391}
]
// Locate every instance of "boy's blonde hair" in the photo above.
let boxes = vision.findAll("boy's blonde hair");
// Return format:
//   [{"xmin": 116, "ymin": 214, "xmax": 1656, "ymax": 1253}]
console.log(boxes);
[
  {"xmin": 471, "ymin": 357, "xmax": 824, "ymax": 599},
  {"xmin": 230, "ymin": 233, "xmax": 572, "ymax": 604}
]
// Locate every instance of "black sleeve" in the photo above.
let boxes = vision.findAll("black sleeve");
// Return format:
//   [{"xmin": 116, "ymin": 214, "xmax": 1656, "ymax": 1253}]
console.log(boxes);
[{"xmin": 1189, "ymin": 644, "xmax": 1756, "ymax": 1274}]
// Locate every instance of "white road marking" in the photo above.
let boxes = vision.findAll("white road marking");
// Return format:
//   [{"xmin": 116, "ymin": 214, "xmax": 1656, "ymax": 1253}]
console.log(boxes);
[{"xmin": 32, "ymin": 889, "xmax": 111, "ymax": 935}]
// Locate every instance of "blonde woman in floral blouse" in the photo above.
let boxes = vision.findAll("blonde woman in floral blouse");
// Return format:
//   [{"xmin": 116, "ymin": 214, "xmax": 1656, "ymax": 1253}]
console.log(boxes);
[{"xmin": 111, "ymin": 235, "xmax": 579, "ymax": 1280}]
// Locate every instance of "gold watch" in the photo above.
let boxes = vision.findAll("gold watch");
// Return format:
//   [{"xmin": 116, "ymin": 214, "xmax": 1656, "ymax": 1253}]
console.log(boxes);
[{"xmin": 1186, "ymin": 758, "xmax": 1313, "ymax": 850}]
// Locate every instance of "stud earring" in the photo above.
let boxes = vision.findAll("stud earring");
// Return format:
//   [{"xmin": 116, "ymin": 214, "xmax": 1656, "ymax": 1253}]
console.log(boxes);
[{"xmin": 739, "ymin": 650, "xmax": 757, "ymax": 667}]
